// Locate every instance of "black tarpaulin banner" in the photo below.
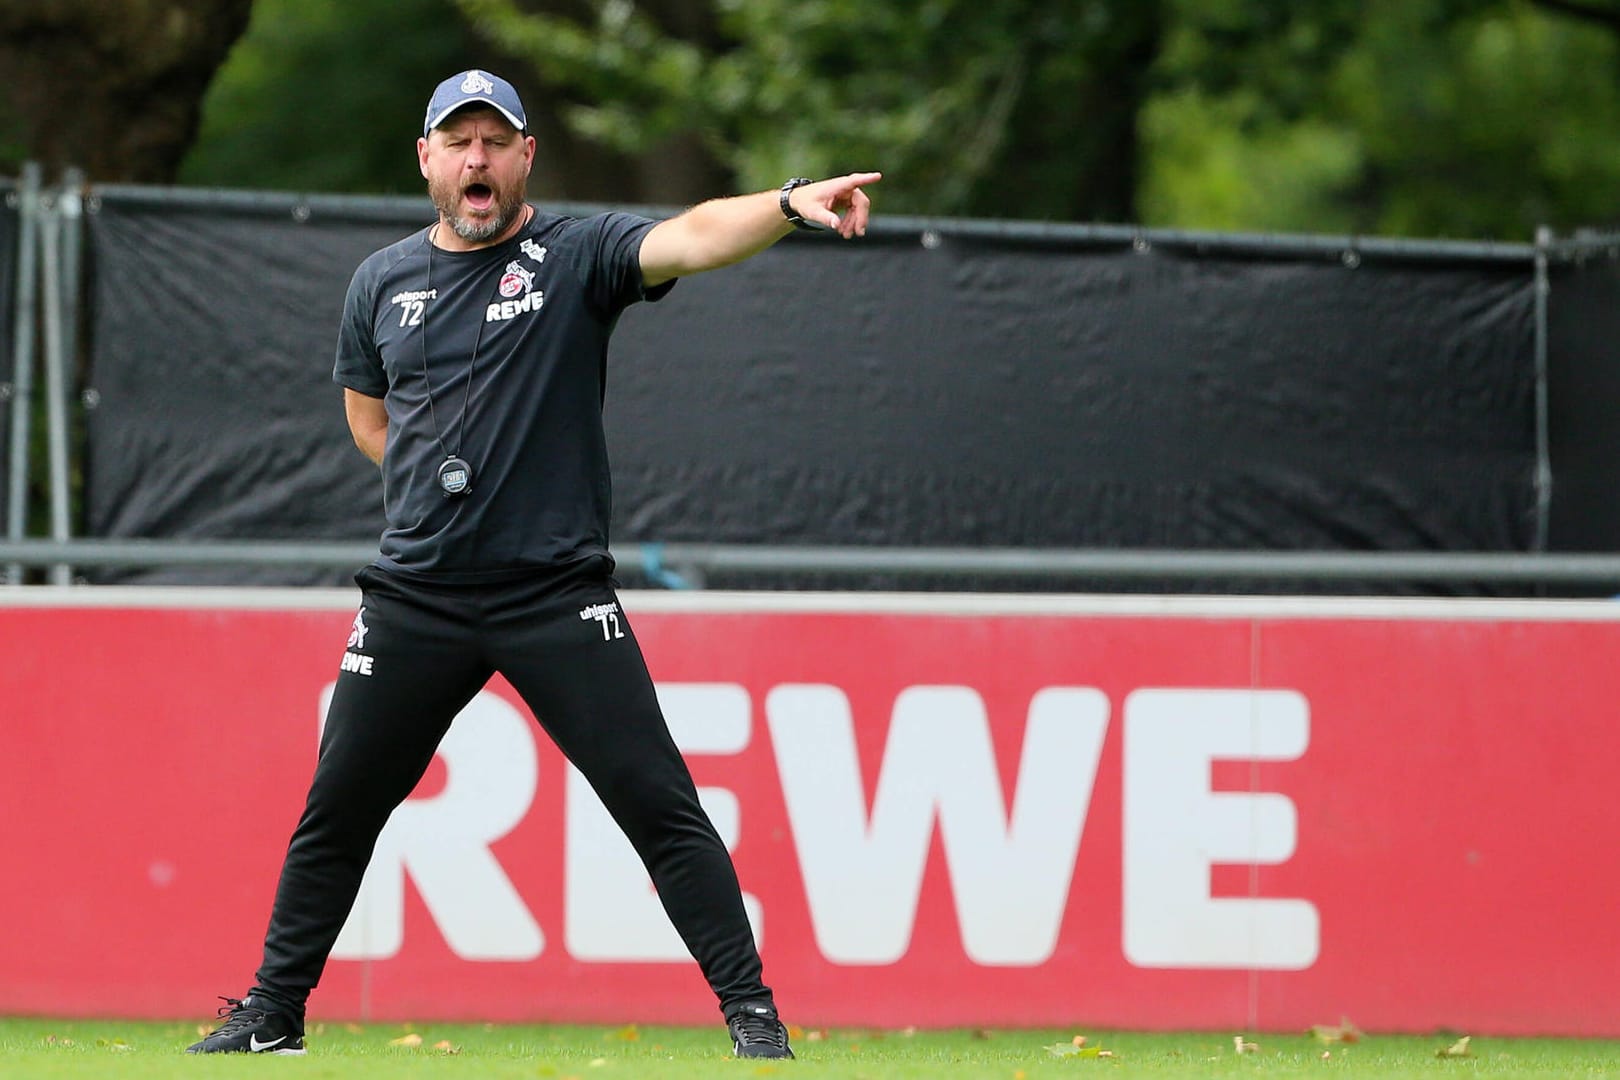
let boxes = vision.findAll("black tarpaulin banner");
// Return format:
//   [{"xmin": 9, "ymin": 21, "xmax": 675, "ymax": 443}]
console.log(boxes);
[
  {"xmin": 1546, "ymin": 238, "xmax": 1620, "ymax": 556},
  {"xmin": 85, "ymin": 194, "xmax": 419, "ymax": 583},
  {"xmin": 84, "ymin": 191, "xmax": 1539, "ymax": 588},
  {"xmin": 608, "ymin": 236, "xmax": 1536, "ymax": 557}
]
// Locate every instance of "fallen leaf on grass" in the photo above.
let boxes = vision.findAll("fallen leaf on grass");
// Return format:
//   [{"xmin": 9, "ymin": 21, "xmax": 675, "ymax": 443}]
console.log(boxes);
[
  {"xmin": 1309, "ymin": 1018, "xmax": 1362, "ymax": 1044},
  {"xmin": 1045, "ymin": 1035, "xmax": 1115, "ymax": 1059},
  {"xmin": 1233, "ymin": 1036, "xmax": 1260, "ymax": 1054},
  {"xmin": 611, "ymin": 1025, "xmax": 640, "ymax": 1041},
  {"xmin": 1437, "ymin": 1036, "xmax": 1473, "ymax": 1059},
  {"xmin": 433, "ymin": 1040, "xmax": 460, "ymax": 1054},
  {"xmin": 389, "ymin": 1033, "xmax": 423, "ymax": 1048}
]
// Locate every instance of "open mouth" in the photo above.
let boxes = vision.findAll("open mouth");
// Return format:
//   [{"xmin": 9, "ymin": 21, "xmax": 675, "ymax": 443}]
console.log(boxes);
[{"xmin": 462, "ymin": 183, "xmax": 495, "ymax": 213}]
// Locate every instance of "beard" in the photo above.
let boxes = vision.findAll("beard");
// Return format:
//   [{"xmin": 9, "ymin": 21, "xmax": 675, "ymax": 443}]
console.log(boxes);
[{"xmin": 427, "ymin": 173, "xmax": 527, "ymax": 244}]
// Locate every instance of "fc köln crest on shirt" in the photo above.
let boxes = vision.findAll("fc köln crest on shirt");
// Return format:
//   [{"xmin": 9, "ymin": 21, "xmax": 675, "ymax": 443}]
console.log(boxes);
[
  {"xmin": 499, "ymin": 261, "xmax": 536, "ymax": 298},
  {"xmin": 488, "ymin": 260, "xmax": 545, "ymax": 322}
]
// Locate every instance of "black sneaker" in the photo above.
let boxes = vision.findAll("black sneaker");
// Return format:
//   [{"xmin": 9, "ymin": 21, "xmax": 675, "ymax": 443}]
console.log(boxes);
[
  {"xmin": 185, "ymin": 995, "xmax": 306, "ymax": 1055},
  {"xmin": 726, "ymin": 1000, "xmax": 794, "ymax": 1059}
]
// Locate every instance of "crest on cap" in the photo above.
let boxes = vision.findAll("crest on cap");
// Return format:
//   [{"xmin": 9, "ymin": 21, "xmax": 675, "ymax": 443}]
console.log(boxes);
[{"xmin": 461, "ymin": 70, "xmax": 496, "ymax": 95}]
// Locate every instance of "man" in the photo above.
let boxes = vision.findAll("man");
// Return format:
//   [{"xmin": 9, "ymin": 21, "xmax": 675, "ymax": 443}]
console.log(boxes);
[{"xmin": 187, "ymin": 68, "xmax": 879, "ymax": 1060}]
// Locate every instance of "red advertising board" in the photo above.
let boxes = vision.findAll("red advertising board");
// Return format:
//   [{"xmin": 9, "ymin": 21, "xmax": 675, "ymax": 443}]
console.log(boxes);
[{"xmin": 1, "ymin": 589, "xmax": 1616, "ymax": 1036}]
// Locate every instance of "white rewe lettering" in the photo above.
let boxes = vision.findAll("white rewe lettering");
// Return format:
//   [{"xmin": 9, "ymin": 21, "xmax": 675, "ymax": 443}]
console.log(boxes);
[
  {"xmin": 766, "ymin": 684, "xmax": 1108, "ymax": 965},
  {"xmin": 486, "ymin": 291, "xmax": 545, "ymax": 322},
  {"xmin": 1121, "ymin": 689, "xmax": 1318, "ymax": 970},
  {"xmin": 339, "ymin": 651, "xmax": 374, "ymax": 676},
  {"xmin": 310, "ymin": 678, "xmax": 1317, "ymax": 975},
  {"xmin": 327, "ymin": 687, "xmax": 544, "ymax": 961},
  {"xmin": 566, "ymin": 684, "xmax": 761, "ymax": 960}
]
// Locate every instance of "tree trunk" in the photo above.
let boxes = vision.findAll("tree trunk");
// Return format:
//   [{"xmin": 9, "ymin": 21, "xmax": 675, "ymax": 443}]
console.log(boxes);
[{"xmin": 0, "ymin": 0, "xmax": 254, "ymax": 183}]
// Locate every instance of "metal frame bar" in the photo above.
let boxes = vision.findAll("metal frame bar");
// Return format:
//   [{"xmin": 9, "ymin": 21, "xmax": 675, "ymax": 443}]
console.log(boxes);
[
  {"xmin": 5, "ymin": 163, "xmax": 41, "ymax": 584},
  {"xmin": 38, "ymin": 181, "xmax": 76, "ymax": 584},
  {"xmin": 87, "ymin": 182, "xmax": 1538, "ymax": 266},
  {"xmin": 3, "ymin": 538, "xmax": 1620, "ymax": 589},
  {"xmin": 1532, "ymin": 226, "xmax": 1553, "ymax": 552}
]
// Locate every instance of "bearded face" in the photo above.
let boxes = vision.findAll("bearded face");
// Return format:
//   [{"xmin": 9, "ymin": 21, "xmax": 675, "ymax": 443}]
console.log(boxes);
[
  {"xmin": 418, "ymin": 107, "xmax": 534, "ymax": 247},
  {"xmin": 427, "ymin": 166, "xmax": 528, "ymax": 243}
]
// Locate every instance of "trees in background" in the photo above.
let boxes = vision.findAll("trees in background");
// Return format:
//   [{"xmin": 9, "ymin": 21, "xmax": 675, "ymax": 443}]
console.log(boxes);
[
  {"xmin": 3, "ymin": 0, "xmax": 1619, "ymax": 239},
  {"xmin": 176, "ymin": 0, "xmax": 482, "ymax": 195},
  {"xmin": 452, "ymin": 0, "xmax": 1163, "ymax": 223},
  {"xmin": 0, "ymin": 0, "xmax": 252, "ymax": 183},
  {"xmin": 1142, "ymin": 0, "xmax": 1620, "ymax": 237},
  {"xmin": 441, "ymin": 0, "xmax": 1620, "ymax": 236}
]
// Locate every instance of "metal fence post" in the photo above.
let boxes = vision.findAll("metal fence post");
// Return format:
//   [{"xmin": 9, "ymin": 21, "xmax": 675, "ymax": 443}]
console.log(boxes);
[
  {"xmin": 38, "ymin": 180, "xmax": 76, "ymax": 585},
  {"xmin": 5, "ymin": 162, "xmax": 41, "ymax": 585},
  {"xmin": 1532, "ymin": 225, "xmax": 1552, "ymax": 555},
  {"xmin": 60, "ymin": 168, "xmax": 83, "ymax": 366}
]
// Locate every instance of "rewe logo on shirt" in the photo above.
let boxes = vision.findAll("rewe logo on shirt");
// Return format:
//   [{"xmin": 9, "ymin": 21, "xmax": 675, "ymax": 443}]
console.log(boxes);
[{"xmin": 486, "ymin": 290, "xmax": 545, "ymax": 322}]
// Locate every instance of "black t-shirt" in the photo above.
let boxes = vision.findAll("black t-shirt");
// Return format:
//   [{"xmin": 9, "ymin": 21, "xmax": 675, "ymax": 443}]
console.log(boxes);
[{"xmin": 333, "ymin": 207, "xmax": 673, "ymax": 580}]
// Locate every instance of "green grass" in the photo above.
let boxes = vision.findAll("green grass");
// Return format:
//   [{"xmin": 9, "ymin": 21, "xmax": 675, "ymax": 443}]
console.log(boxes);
[{"xmin": 2, "ymin": 1018, "xmax": 1617, "ymax": 1079}]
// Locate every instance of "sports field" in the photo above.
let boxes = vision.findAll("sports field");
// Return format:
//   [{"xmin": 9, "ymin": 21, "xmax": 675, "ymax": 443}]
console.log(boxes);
[{"xmin": 3, "ymin": 1018, "xmax": 1617, "ymax": 1079}]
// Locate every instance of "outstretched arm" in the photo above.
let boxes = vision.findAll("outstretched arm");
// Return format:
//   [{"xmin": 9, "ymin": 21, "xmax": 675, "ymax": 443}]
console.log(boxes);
[{"xmin": 639, "ymin": 172, "xmax": 882, "ymax": 288}]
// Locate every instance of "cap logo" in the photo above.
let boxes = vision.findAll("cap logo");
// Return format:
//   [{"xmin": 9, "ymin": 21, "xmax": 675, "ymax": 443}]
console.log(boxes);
[{"xmin": 461, "ymin": 70, "xmax": 496, "ymax": 95}]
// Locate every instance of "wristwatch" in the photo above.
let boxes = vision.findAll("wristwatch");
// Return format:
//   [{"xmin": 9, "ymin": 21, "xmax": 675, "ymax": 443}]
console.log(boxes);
[{"xmin": 779, "ymin": 177, "xmax": 818, "ymax": 231}]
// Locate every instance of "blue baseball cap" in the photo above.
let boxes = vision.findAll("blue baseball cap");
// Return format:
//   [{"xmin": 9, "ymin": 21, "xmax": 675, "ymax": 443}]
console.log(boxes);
[{"xmin": 423, "ymin": 69, "xmax": 528, "ymax": 136}]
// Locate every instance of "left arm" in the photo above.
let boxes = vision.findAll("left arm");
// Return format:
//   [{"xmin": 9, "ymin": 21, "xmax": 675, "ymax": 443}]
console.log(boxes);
[{"xmin": 639, "ymin": 172, "xmax": 882, "ymax": 288}]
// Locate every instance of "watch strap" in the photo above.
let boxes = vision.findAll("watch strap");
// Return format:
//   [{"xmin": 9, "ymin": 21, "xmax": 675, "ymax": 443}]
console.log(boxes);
[{"xmin": 779, "ymin": 177, "xmax": 817, "ymax": 231}]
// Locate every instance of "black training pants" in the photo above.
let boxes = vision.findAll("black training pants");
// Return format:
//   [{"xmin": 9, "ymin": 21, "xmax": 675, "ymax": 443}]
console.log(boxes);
[{"xmin": 253, "ymin": 561, "xmax": 769, "ymax": 1015}]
